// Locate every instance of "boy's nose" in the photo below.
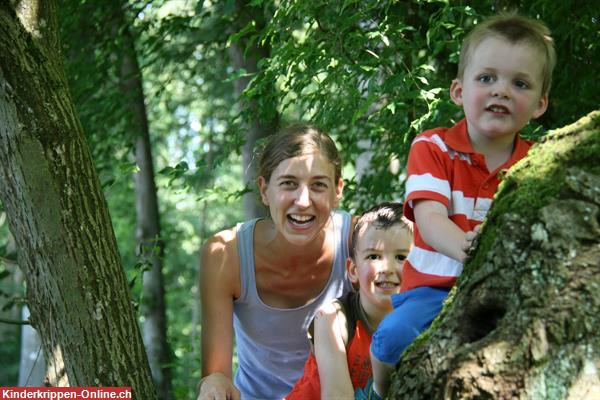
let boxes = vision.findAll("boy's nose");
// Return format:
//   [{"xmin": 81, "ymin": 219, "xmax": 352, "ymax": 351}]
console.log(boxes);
[
  {"xmin": 295, "ymin": 185, "xmax": 311, "ymax": 207},
  {"xmin": 381, "ymin": 257, "xmax": 398, "ymax": 272},
  {"xmin": 491, "ymin": 81, "xmax": 509, "ymax": 98}
]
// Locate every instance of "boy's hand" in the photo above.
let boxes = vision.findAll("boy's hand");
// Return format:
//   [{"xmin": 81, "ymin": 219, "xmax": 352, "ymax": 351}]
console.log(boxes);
[{"xmin": 462, "ymin": 225, "xmax": 482, "ymax": 259}]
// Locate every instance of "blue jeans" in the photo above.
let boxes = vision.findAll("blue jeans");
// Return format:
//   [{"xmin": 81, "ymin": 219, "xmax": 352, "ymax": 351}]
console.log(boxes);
[{"xmin": 370, "ymin": 286, "xmax": 450, "ymax": 364}]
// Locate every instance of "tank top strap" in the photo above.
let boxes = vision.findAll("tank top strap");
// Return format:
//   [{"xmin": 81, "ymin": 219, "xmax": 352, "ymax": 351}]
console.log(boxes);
[
  {"xmin": 235, "ymin": 218, "xmax": 261, "ymax": 304},
  {"xmin": 332, "ymin": 210, "xmax": 352, "ymax": 272}
]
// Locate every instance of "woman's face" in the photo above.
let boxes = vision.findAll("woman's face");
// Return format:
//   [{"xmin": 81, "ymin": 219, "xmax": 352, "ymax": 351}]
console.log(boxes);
[{"xmin": 259, "ymin": 153, "xmax": 343, "ymax": 247}]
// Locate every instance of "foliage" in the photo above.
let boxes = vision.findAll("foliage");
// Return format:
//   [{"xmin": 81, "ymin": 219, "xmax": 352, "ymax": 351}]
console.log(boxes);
[
  {"xmin": 248, "ymin": 0, "xmax": 468, "ymax": 210},
  {"xmin": 1, "ymin": 0, "xmax": 597, "ymax": 397},
  {"xmin": 246, "ymin": 0, "xmax": 598, "ymax": 211}
]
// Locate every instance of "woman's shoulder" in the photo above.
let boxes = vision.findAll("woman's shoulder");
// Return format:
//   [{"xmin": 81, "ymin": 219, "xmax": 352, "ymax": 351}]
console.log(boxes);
[
  {"xmin": 204, "ymin": 226, "xmax": 238, "ymax": 255},
  {"xmin": 201, "ymin": 226, "xmax": 241, "ymax": 297},
  {"xmin": 202, "ymin": 226, "xmax": 240, "ymax": 272}
]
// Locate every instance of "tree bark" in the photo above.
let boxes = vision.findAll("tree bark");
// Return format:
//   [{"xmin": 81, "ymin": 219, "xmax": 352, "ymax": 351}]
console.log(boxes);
[
  {"xmin": 0, "ymin": 2, "xmax": 157, "ymax": 397},
  {"xmin": 228, "ymin": 0, "xmax": 278, "ymax": 220},
  {"xmin": 390, "ymin": 111, "xmax": 600, "ymax": 399},
  {"xmin": 115, "ymin": 4, "xmax": 173, "ymax": 399}
]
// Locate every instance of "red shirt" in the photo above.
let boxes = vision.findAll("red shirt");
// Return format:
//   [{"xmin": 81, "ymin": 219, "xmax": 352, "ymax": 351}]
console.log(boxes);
[
  {"xmin": 285, "ymin": 320, "xmax": 372, "ymax": 399},
  {"xmin": 402, "ymin": 118, "xmax": 533, "ymax": 291}
]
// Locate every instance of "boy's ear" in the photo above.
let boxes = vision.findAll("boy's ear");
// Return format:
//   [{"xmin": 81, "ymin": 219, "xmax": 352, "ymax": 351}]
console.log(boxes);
[
  {"xmin": 258, "ymin": 176, "xmax": 269, "ymax": 206},
  {"xmin": 346, "ymin": 258, "xmax": 359, "ymax": 285},
  {"xmin": 531, "ymin": 93, "xmax": 549, "ymax": 120},
  {"xmin": 450, "ymin": 79, "xmax": 464, "ymax": 106}
]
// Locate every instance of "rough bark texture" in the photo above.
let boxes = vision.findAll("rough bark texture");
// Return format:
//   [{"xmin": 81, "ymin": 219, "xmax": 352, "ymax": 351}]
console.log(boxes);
[
  {"xmin": 229, "ymin": 0, "xmax": 278, "ymax": 220},
  {"xmin": 0, "ymin": 2, "xmax": 157, "ymax": 397},
  {"xmin": 116, "ymin": 4, "xmax": 173, "ymax": 399},
  {"xmin": 389, "ymin": 111, "xmax": 600, "ymax": 399}
]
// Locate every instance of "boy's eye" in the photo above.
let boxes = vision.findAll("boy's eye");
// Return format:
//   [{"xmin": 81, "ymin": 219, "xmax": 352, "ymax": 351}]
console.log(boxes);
[
  {"xmin": 514, "ymin": 80, "xmax": 529, "ymax": 89},
  {"xmin": 395, "ymin": 254, "xmax": 407, "ymax": 262},
  {"xmin": 366, "ymin": 254, "xmax": 380, "ymax": 260},
  {"xmin": 477, "ymin": 74, "xmax": 493, "ymax": 83}
]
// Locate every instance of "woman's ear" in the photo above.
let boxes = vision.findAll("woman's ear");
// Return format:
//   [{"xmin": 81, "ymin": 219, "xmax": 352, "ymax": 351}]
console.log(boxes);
[
  {"xmin": 258, "ymin": 176, "xmax": 269, "ymax": 206},
  {"xmin": 334, "ymin": 177, "xmax": 344, "ymax": 207}
]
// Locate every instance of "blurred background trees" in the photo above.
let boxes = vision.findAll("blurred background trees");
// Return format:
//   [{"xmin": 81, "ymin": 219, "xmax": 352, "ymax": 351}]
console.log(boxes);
[{"xmin": 0, "ymin": 0, "xmax": 597, "ymax": 397}]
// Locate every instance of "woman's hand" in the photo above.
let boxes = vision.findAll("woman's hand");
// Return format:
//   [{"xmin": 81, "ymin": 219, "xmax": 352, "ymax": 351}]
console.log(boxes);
[{"xmin": 197, "ymin": 372, "xmax": 240, "ymax": 400}]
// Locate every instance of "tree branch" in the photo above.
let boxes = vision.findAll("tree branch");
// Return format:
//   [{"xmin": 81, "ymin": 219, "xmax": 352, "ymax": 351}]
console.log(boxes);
[
  {"xmin": 0, "ymin": 255, "xmax": 18, "ymax": 267},
  {"xmin": 0, "ymin": 316, "xmax": 30, "ymax": 325}
]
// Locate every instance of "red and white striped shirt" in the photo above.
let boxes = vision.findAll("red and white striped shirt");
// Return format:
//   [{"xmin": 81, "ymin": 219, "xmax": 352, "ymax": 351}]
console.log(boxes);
[{"xmin": 402, "ymin": 118, "xmax": 533, "ymax": 291}]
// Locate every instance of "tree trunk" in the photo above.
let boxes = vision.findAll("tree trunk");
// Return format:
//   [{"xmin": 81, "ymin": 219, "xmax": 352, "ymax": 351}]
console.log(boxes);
[
  {"xmin": 116, "ymin": 4, "xmax": 173, "ymax": 399},
  {"xmin": 0, "ymin": 2, "xmax": 157, "ymax": 397},
  {"xmin": 390, "ymin": 111, "xmax": 600, "ymax": 399},
  {"xmin": 228, "ymin": 0, "xmax": 278, "ymax": 220}
]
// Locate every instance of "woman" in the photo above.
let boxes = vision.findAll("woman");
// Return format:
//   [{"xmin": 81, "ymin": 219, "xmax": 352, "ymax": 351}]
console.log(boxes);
[{"xmin": 198, "ymin": 124, "xmax": 354, "ymax": 400}]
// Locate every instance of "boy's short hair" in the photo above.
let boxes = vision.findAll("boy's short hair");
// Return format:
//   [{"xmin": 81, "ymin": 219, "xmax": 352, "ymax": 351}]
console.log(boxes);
[
  {"xmin": 349, "ymin": 202, "xmax": 411, "ymax": 260},
  {"xmin": 457, "ymin": 11, "xmax": 556, "ymax": 95}
]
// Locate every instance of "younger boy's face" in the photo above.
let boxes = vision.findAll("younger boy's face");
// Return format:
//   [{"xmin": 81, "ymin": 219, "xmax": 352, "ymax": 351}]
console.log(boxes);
[
  {"xmin": 348, "ymin": 224, "xmax": 412, "ymax": 312},
  {"xmin": 451, "ymin": 36, "xmax": 548, "ymax": 145}
]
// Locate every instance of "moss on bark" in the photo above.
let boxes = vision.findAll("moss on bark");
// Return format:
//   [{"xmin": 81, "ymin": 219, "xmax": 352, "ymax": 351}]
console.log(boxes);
[{"xmin": 389, "ymin": 111, "xmax": 600, "ymax": 399}]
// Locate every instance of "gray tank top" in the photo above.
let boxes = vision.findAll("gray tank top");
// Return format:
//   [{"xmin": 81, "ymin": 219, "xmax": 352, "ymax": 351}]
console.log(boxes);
[{"xmin": 233, "ymin": 210, "xmax": 353, "ymax": 400}]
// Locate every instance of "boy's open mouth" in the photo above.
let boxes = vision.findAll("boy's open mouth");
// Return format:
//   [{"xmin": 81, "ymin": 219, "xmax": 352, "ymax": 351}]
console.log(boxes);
[
  {"xmin": 486, "ymin": 105, "xmax": 509, "ymax": 114},
  {"xmin": 374, "ymin": 280, "xmax": 400, "ymax": 289}
]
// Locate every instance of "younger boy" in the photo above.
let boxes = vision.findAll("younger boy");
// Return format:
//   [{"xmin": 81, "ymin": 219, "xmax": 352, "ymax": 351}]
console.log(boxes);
[
  {"xmin": 368, "ymin": 12, "xmax": 556, "ymax": 398},
  {"xmin": 285, "ymin": 202, "xmax": 413, "ymax": 399}
]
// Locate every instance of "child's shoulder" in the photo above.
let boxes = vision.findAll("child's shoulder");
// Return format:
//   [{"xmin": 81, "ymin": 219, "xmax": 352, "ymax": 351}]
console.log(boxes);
[
  {"xmin": 410, "ymin": 120, "xmax": 468, "ymax": 153},
  {"xmin": 310, "ymin": 292, "xmax": 359, "ymax": 346},
  {"xmin": 412, "ymin": 124, "xmax": 454, "ymax": 144}
]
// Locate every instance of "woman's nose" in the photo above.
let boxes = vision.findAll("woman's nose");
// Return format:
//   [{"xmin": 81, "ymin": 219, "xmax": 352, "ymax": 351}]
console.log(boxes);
[{"xmin": 295, "ymin": 185, "xmax": 311, "ymax": 207}]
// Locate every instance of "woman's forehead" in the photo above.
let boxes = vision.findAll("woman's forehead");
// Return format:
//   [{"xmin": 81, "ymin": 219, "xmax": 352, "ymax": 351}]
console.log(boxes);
[{"xmin": 272, "ymin": 153, "xmax": 336, "ymax": 178}]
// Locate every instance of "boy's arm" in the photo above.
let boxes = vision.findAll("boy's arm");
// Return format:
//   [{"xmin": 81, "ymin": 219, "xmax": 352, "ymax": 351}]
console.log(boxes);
[
  {"xmin": 414, "ymin": 199, "xmax": 479, "ymax": 263},
  {"xmin": 314, "ymin": 302, "xmax": 354, "ymax": 399}
]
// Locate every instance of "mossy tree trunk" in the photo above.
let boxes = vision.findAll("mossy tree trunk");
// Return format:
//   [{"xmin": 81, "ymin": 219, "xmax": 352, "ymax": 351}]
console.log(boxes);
[
  {"xmin": 390, "ymin": 111, "xmax": 600, "ymax": 399},
  {"xmin": 0, "ymin": 2, "xmax": 157, "ymax": 397}
]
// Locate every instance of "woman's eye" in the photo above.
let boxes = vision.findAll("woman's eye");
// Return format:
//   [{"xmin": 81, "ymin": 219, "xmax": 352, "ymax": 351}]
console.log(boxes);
[
  {"xmin": 313, "ymin": 181, "xmax": 328, "ymax": 189},
  {"xmin": 280, "ymin": 181, "xmax": 297, "ymax": 188}
]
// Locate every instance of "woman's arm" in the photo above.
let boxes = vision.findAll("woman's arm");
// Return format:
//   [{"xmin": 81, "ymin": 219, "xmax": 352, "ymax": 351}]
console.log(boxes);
[
  {"xmin": 314, "ymin": 302, "xmax": 354, "ymax": 399},
  {"xmin": 197, "ymin": 229, "xmax": 240, "ymax": 400}
]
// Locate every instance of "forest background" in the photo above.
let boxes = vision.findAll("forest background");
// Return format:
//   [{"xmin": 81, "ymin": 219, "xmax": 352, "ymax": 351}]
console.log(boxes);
[{"xmin": 0, "ymin": 0, "xmax": 597, "ymax": 399}]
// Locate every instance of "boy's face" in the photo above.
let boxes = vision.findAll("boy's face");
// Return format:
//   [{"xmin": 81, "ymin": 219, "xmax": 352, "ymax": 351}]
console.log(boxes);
[
  {"xmin": 450, "ymin": 36, "xmax": 548, "ymax": 144},
  {"xmin": 348, "ymin": 223, "xmax": 412, "ymax": 313}
]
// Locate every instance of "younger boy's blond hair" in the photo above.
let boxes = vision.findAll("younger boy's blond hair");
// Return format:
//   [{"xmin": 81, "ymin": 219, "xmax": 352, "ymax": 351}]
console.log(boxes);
[{"xmin": 457, "ymin": 12, "xmax": 556, "ymax": 95}]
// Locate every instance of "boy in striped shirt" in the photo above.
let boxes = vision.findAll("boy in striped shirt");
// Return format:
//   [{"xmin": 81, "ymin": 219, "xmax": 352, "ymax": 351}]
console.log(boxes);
[{"xmin": 366, "ymin": 12, "xmax": 556, "ymax": 399}]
